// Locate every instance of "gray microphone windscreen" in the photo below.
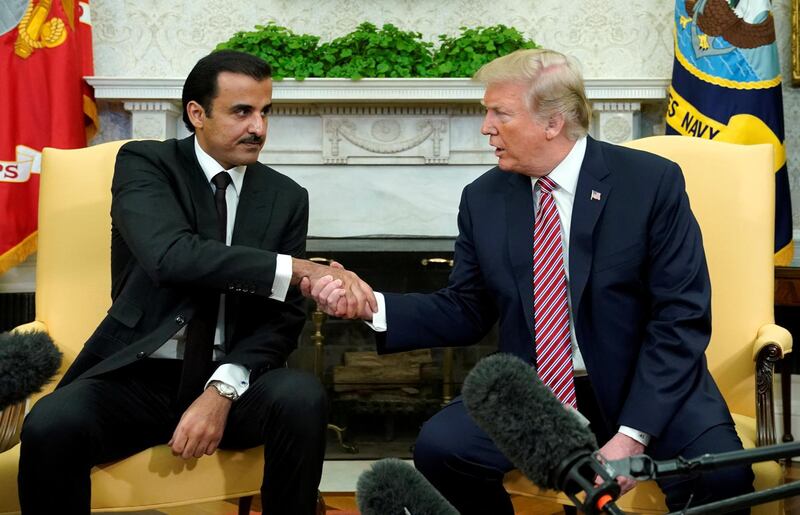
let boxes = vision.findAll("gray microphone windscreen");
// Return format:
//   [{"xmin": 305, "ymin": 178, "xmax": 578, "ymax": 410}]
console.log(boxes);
[
  {"xmin": 356, "ymin": 458, "xmax": 458, "ymax": 515},
  {"xmin": 461, "ymin": 353, "xmax": 597, "ymax": 489},
  {"xmin": 0, "ymin": 330, "xmax": 62, "ymax": 409}
]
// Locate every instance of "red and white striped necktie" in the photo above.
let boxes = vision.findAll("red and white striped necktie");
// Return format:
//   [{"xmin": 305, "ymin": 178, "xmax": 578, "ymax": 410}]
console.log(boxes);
[{"xmin": 533, "ymin": 176, "xmax": 576, "ymax": 408}]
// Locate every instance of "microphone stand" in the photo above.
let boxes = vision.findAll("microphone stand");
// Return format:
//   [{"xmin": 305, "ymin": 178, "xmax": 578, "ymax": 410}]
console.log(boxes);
[
  {"xmin": 605, "ymin": 441, "xmax": 800, "ymax": 515},
  {"xmin": 610, "ymin": 441, "xmax": 800, "ymax": 480}
]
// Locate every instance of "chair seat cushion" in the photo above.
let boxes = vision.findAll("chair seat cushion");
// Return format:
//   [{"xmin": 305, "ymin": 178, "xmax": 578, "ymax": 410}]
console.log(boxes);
[{"xmin": 0, "ymin": 443, "xmax": 264, "ymax": 514}]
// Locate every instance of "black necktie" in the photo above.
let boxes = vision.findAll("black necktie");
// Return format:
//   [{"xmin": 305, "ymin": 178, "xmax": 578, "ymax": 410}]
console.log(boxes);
[
  {"xmin": 176, "ymin": 171, "xmax": 231, "ymax": 410},
  {"xmin": 211, "ymin": 171, "xmax": 232, "ymax": 242}
]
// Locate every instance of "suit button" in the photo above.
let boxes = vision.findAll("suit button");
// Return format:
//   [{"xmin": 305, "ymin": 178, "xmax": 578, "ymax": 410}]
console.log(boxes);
[
  {"xmin": 136, "ymin": 351, "xmax": 146, "ymax": 359},
  {"xmin": 175, "ymin": 315, "xmax": 185, "ymax": 324}
]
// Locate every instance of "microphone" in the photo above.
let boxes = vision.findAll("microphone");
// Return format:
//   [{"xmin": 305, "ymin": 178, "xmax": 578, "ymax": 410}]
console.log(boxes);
[
  {"xmin": 356, "ymin": 458, "xmax": 458, "ymax": 515},
  {"xmin": 462, "ymin": 353, "xmax": 622, "ymax": 515},
  {"xmin": 0, "ymin": 330, "xmax": 62, "ymax": 410}
]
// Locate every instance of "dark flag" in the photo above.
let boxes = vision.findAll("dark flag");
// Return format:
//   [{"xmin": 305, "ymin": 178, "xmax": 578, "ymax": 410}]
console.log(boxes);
[{"xmin": 665, "ymin": 0, "xmax": 793, "ymax": 265}]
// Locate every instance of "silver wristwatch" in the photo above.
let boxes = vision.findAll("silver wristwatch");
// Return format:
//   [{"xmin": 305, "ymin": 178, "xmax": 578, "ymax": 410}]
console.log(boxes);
[{"xmin": 207, "ymin": 380, "xmax": 239, "ymax": 401}]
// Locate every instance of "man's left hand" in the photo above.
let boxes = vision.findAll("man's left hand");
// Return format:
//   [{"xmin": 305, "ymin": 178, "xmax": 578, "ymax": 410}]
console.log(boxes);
[
  {"xmin": 168, "ymin": 387, "xmax": 232, "ymax": 459},
  {"xmin": 597, "ymin": 432, "xmax": 645, "ymax": 495}
]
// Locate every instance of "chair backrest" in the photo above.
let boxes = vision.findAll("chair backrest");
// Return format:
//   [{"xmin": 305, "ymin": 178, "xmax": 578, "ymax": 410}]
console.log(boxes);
[
  {"xmin": 35, "ymin": 140, "xmax": 129, "ymax": 378},
  {"xmin": 623, "ymin": 136, "xmax": 774, "ymax": 418}
]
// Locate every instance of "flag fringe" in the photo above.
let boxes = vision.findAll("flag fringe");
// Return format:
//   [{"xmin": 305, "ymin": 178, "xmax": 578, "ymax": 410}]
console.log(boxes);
[
  {"xmin": 0, "ymin": 232, "xmax": 37, "ymax": 276},
  {"xmin": 775, "ymin": 241, "xmax": 794, "ymax": 267}
]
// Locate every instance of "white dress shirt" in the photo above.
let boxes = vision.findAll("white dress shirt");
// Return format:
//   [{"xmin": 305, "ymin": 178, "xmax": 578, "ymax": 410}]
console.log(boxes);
[{"xmin": 149, "ymin": 138, "xmax": 293, "ymax": 398}]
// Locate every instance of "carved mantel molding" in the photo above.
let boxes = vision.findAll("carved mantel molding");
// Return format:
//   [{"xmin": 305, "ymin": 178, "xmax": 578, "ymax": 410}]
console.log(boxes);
[
  {"xmin": 88, "ymin": 77, "xmax": 669, "ymax": 148},
  {"xmin": 87, "ymin": 77, "xmax": 669, "ymax": 103}
]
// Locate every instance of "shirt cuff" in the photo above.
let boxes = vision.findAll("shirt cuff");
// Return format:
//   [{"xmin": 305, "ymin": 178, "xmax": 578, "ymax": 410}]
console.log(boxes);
[
  {"xmin": 205, "ymin": 363, "xmax": 251, "ymax": 398},
  {"xmin": 270, "ymin": 254, "xmax": 292, "ymax": 301},
  {"xmin": 365, "ymin": 292, "xmax": 387, "ymax": 332},
  {"xmin": 618, "ymin": 425, "xmax": 651, "ymax": 446}
]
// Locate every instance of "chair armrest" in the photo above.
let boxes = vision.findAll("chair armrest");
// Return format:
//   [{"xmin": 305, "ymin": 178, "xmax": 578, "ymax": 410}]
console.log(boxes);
[
  {"xmin": 753, "ymin": 324, "xmax": 793, "ymax": 447},
  {"xmin": 0, "ymin": 400, "xmax": 26, "ymax": 453},
  {"xmin": 11, "ymin": 321, "xmax": 49, "ymax": 335},
  {"xmin": 1, "ymin": 321, "xmax": 52, "ymax": 452},
  {"xmin": 752, "ymin": 324, "xmax": 792, "ymax": 361}
]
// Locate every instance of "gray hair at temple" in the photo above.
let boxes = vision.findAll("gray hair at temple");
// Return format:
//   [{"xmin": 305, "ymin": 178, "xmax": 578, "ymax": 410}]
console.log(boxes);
[{"xmin": 474, "ymin": 49, "xmax": 592, "ymax": 140}]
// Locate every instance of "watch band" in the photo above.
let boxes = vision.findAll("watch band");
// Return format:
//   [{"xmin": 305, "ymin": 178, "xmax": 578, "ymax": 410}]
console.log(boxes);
[{"xmin": 208, "ymin": 380, "xmax": 239, "ymax": 401}]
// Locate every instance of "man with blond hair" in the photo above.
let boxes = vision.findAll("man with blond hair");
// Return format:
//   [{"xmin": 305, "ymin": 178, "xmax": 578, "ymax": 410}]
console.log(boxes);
[{"xmin": 308, "ymin": 49, "xmax": 752, "ymax": 513}]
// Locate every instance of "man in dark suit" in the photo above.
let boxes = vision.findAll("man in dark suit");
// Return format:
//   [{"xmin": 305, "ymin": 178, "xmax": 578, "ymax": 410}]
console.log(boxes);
[
  {"xmin": 18, "ymin": 50, "xmax": 375, "ymax": 514},
  {"xmin": 307, "ymin": 49, "xmax": 753, "ymax": 514}
]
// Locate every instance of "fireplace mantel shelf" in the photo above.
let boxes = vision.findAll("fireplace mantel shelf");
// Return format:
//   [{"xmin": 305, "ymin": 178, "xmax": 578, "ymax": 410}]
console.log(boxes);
[{"xmin": 87, "ymin": 77, "xmax": 670, "ymax": 103}]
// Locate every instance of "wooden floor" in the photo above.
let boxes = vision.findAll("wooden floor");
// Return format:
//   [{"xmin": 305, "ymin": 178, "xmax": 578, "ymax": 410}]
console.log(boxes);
[
  {"xmin": 128, "ymin": 465, "xmax": 800, "ymax": 515},
  {"xmin": 132, "ymin": 494, "xmax": 564, "ymax": 515},
  {"xmin": 784, "ymin": 464, "xmax": 800, "ymax": 515}
]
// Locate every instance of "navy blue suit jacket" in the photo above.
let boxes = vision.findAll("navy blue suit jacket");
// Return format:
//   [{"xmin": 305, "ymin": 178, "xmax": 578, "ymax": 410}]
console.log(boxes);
[{"xmin": 379, "ymin": 137, "xmax": 732, "ymax": 457}]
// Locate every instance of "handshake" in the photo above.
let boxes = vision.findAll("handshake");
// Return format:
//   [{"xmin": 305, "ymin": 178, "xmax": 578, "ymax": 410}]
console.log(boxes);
[{"xmin": 292, "ymin": 258, "xmax": 377, "ymax": 320}]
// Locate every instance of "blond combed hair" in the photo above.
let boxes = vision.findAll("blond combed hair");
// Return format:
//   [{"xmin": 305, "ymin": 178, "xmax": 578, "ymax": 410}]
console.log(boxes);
[{"xmin": 474, "ymin": 49, "xmax": 591, "ymax": 140}]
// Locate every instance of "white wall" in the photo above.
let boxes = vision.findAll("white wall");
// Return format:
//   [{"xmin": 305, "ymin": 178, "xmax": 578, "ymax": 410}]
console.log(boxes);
[{"xmin": 89, "ymin": 0, "xmax": 800, "ymax": 235}]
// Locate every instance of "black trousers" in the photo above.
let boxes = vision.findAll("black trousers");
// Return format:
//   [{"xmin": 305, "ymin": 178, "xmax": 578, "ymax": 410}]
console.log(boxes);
[
  {"xmin": 18, "ymin": 357, "xmax": 328, "ymax": 515},
  {"xmin": 413, "ymin": 375, "xmax": 754, "ymax": 515}
]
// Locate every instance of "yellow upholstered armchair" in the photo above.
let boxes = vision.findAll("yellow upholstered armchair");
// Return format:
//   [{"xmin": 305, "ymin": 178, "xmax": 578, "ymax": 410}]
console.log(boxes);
[
  {"xmin": 505, "ymin": 136, "xmax": 792, "ymax": 515},
  {"xmin": 0, "ymin": 141, "xmax": 264, "ymax": 514}
]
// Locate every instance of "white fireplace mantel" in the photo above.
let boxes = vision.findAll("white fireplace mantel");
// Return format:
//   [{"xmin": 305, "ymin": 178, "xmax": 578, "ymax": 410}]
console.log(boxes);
[
  {"xmin": 88, "ymin": 77, "xmax": 669, "ymax": 103},
  {"xmin": 88, "ymin": 77, "xmax": 669, "ymax": 144},
  {"xmin": 86, "ymin": 76, "xmax": 670, "ymax": 241}
]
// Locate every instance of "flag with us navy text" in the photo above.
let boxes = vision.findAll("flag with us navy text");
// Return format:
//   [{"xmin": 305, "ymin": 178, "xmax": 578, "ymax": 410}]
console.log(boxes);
[
  {"xmin": 0, "ymin": 0, "xmax": 98, "ymax": 274},
  {"xmin": 666, "ymin": 0, "xmax": 793, "ymax": 265}
]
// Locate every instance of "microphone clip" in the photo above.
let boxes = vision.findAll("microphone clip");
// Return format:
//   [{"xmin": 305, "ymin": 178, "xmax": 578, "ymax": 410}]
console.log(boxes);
[
  {"xmin": 556, "ymin": 450, "xmax": 622, "ymax": 515},
  {"xmin": 607, "ymin": 454, "xmax": 698, "ymax": 481}
]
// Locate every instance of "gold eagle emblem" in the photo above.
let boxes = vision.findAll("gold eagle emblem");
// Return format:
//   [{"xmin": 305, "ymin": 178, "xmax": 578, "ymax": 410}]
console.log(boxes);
[{"xmin": 685, "ymin": 0, "xmax": 775, "ymax": 49}]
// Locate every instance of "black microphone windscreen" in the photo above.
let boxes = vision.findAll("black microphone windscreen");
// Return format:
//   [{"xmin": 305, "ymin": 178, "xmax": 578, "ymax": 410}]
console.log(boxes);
[
  {"xmin": 356, "ymin": 458, "xmax": 458, "ymax": 515},
  {"xmin": 0, "ymin": 330, "xmax": 62, "ymax": 409},
  {"xmin": 461, "ymin": 353, "xmax": 597, "ymax": 490}
]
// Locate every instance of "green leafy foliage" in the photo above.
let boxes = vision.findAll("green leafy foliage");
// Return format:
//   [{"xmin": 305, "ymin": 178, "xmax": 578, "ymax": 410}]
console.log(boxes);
[
  {"xmin": 215, "ymin": 23, "xmax": 321, "ymax": 80},
  {"xmin": 432, "ymin": 25, "xmax": 539, "ymax": 78},
  {"xmin": 317, "ymin": 22, "xmax": 433, "ymax": 79},
  {"xmin": 215, "ymin": 23, "xmax": 538, "ymax": 79}
]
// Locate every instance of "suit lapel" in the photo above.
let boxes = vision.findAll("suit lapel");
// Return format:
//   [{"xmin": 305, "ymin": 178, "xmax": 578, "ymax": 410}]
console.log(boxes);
[
  {"xmin": 505, "ymin": 172, "xmax": 536, "ymax": 337},
  {"xmin": 231, "ymin": 164, "xmax": 277, "ymax": 248},
  {"xmin": 178, "ymin": 136, "xmax": 218, "ymax": 241},
  {"xmin": 569, "ymin": 137, "xmax": 610, "ymax": 321}
]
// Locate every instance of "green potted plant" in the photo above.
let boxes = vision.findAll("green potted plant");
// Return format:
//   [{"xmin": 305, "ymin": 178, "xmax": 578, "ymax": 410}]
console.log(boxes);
[
  {"xmin": 432, "ymin": 25, "xmax": 539, "ymax": 77},
  {"xmin": 215, "ymin": 23, "xmax": 322, "ymax": 80},
  {"xmin": 215, "ymin": 22, "xmax": 538, "ymax": 80},
  {"xmin": 317, "ymin": 22, "xmax": 433, "ymax": 79}
]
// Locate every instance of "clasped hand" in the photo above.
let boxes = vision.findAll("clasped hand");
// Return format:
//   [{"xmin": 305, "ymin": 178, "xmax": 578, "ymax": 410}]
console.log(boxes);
[{"xmin": 299, "ymin": 261, "xmax": 376, "ymax": 320}]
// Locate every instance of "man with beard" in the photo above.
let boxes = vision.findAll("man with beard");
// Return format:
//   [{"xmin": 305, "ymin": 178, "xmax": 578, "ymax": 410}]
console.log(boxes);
[{"xmin": 18, "ymin": 50, "xmax": 375, "ymax": 515}]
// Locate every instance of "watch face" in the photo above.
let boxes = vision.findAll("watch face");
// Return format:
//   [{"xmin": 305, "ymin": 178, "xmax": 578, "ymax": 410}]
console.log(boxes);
[{"xmin": 212, "ymin": 382, "xmax": 236, "ymax": 399}]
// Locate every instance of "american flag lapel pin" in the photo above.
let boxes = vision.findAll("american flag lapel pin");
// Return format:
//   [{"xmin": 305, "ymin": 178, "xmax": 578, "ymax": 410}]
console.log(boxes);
[{"xmin": 590, "ymin": 190, "xmax": 602, "ymax": 201}]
